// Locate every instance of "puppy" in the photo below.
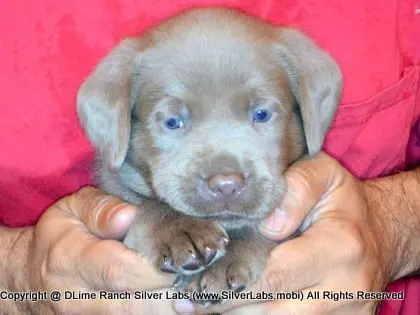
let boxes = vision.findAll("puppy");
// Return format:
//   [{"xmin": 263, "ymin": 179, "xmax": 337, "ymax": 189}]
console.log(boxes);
[{"xmin": 77, "ymin": 7, "xmax": 342, "ymax": 301}]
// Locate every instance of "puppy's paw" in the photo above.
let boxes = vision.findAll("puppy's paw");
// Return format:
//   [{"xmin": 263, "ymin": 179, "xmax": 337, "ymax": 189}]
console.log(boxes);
[
  {"xmin": 184, "ymin": 244, "xmax": 266, "ymax": 306},
  {"xmin": 200, "ymin": 257, "xmax": 255, "ymax": 295},
  {"xmin": 124, "ymin": 213, "xmax": 229, "ymax": 280},
  {"xmin": 183, "ymin": 238, "xmax": 276, "ymax": 306},
  {"xmin": 156, "ymin": 218, "xmax": 229, "ymax": 279}
]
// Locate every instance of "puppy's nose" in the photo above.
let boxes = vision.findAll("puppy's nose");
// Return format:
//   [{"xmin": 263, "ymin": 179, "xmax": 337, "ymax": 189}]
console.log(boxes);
[{"xmin": 206, "ymin": 173, "xmax": 245, "ymax": 200}]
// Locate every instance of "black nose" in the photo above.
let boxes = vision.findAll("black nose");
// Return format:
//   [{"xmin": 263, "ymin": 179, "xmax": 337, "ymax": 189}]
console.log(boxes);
[{"xmin": 205, "ymin": 173, "xmax": 245, "ymax": 200}]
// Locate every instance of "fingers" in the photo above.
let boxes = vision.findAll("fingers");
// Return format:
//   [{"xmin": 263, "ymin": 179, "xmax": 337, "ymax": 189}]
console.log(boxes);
[
  {"xmin": 76, "ymin": 238, "xmax": 175, "ymax": 291},
  {"xmin": 259, "ymin": 152, "xmax": 342, "ymax": 240},
  {"xmin": 263, "ymin": 211, "xmax": 366, "ymax": 296},
  {"xmin": 39, "ymin": 187, "xmax": 175, "ymax": 292},
  {"xmin": 262, "ymin": 220, "xmax": 342, "ymax": 294},
  {"xmin": 57, "ymin": 186, "xmax": 137, "ymax": 240}
]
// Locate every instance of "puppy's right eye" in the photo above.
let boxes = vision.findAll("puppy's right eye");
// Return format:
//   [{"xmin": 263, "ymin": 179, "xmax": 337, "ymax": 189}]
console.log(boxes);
[
  {"xmin": 252, "ymin": 109, "xmax": 272, "ymax": 123},
  {"xmin": 164, "ymin": 117, "xmax": 184, "ymax": 130}
]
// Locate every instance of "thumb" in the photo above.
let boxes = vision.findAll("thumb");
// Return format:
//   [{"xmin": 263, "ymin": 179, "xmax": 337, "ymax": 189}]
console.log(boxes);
[
  {"xmin": 59, "ymin": 186, "xmax": 137, "ymax": 240},
  {"xmin": 259, "ymin": 152, "xmax": 339, "ymax": 240}
]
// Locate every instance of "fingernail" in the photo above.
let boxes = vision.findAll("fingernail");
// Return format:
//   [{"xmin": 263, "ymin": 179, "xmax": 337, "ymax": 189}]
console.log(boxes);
[
  {"xmin": 110, "ymin": 203, "xmax": 136, "ymax": 223},
  {"xmin": 174, "ymin": 299, "xmax": 195, "ymax": 315},
  {"xmin": 108, "ymin": 204, "xmax": 137, "ymax": 238},
  {"xmin": 260, "ymin": 207, "xmax": 286, "ymax": 234}
]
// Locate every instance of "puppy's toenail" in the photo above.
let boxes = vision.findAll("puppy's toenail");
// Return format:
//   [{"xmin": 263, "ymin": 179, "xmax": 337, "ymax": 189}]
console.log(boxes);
[
  {"xmin": 182, "ymin": 256, "xmax": 201, "ymax": 271},
  {"xmin": 160, "ymin": 257, "xmax": 176, "ymax": 273},
  {"xmin": 223, "ymin": 237, "xmax": 229, "ymax": 246},
  {"xmin": 203, "ymin": 247, "xmax": 217, "ymax": 265},
  {"xmin": 233, "ymin": 284, "xmax": 246, "ymax": 293},
  {"xmin": 228, "ymin": 276, "xmax": 246, "ymax": 292}
]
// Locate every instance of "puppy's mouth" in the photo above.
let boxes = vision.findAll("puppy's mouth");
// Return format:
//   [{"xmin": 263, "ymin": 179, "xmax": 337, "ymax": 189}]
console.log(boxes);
[
  {"xmin": 198, "ymin": 202, "xmax": 269, "ymax": 220},
  {"xmin": 200, "ymin": 210, "xmax": 263, "ymax": 221}
]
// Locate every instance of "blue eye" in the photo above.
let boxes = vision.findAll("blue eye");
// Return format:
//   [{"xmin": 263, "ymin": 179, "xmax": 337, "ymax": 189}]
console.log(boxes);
[
  {"xmin": 252, "ymin": 109, "xmax": 272, "ymax": 123},
  {"xmin": 164, "ymin": 117, "xmax": 184, "ymax": 130}
]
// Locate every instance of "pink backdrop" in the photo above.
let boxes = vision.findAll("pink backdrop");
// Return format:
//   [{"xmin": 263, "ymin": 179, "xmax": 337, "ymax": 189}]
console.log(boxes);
[{"xmin": 0, "ymin": 0, "xmax": 418, "ymax": 313}]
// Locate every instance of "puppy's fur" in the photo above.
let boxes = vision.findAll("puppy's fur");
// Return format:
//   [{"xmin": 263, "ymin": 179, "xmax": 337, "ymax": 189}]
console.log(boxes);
[{"xmin": 77, "ymin": 8, "xmax": 342, "ymax": 299}]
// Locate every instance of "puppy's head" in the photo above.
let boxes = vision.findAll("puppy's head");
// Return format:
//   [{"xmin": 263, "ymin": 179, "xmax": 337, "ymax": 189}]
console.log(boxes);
[{"xmin": 77, "ymin": 8, "xmax": 342, "ymax": 226}]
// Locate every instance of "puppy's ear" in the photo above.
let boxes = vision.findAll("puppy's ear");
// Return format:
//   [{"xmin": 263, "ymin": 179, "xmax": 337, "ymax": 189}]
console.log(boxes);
[
  {"xmin": 273, "ymin": 29, "xmax": 343, "ymax": 155},
  {"xmin": 77, "ymin": 38, "xmax": 145, "ymax": 171}
]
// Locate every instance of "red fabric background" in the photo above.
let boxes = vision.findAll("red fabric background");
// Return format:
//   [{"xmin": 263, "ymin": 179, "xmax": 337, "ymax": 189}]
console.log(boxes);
[{"xmin": 0, "ymin": 0, "xmax": 419, "ymax": 313}]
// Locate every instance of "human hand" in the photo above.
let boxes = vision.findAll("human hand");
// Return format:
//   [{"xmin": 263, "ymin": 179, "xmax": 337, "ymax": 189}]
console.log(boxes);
[
  {"xmin": 10, "ymin": 187, "xmax": 177, "ymax": 315},
  {"xmin": 175, "ymin": 152, "xmax": 392, "ymax": 315}
]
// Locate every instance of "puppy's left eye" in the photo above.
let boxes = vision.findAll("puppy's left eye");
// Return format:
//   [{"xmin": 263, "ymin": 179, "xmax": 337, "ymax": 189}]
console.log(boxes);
[
  {"xmin": 164, "ymin": 117, "xmax": 184, "ymax": 130},
  {"xmin": 252, "ymin": 109, "xmax": 272, "ymax": 123}
]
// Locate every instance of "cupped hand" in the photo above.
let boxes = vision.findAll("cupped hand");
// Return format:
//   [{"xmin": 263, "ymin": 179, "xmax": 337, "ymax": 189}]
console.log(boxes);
[
  {"xmin": 16, "ymin": 187, "xmax": 177, "ymax": 315},
  {"xmin": 175, "ymin": 152, "xmax": 391, "ymax": 315}
]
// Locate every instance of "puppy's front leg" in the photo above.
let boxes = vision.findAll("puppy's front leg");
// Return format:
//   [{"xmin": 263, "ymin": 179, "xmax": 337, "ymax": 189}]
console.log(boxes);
[
  {"xmin": 123, "ymin": 199, "xmax": 229, "ymax": 280},
  {"xmin": 184, "ymin": 227, "xmax": 277, "ymax": 303}
]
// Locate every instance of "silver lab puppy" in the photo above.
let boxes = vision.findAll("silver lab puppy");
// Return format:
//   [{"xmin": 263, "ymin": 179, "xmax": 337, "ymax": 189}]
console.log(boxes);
[{"xmin": 77, "ymin": 7, "xmax": 342, "ymax": 301}]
